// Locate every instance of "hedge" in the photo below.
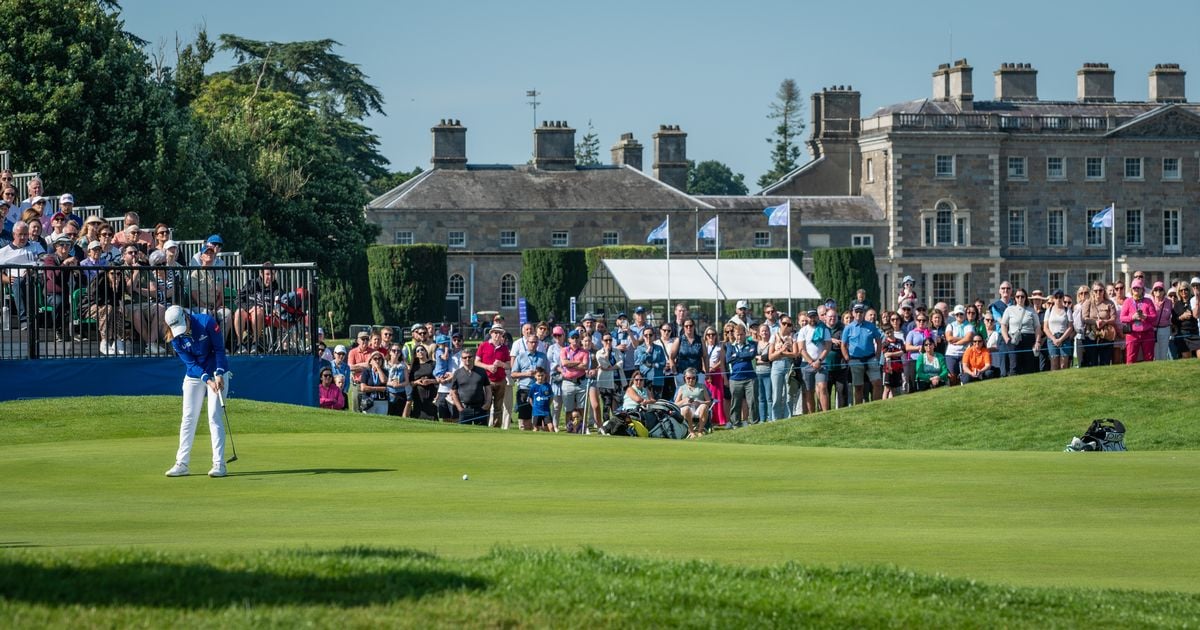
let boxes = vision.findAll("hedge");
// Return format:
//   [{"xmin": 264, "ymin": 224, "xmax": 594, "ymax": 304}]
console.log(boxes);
[
  {"xmin": 366, "ymin": 244, "xmax": 448, "ymax": 325},
  {"xmin": 318, "ymin": 253, "xmax": 371, "ymax": 337},
  {"xmin": 584, "ymin": 245, "xmax": 662, "ymax": 277},
  {"xmin": 520, "ymin": 248, "xmax": 589, "ymax": 322},
  {"xmin": 811, "ymin": 248, "xmax": 880, "ymax": 311},
  {"xmin": 722, "ymin": 247, "xmax": 803, "ymax": 267}
]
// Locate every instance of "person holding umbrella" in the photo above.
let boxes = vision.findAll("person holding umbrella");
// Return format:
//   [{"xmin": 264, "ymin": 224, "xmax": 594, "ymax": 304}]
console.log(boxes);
[{"xmin": 163, "ymin": 305, "xmax": 231, "ymax": 478}]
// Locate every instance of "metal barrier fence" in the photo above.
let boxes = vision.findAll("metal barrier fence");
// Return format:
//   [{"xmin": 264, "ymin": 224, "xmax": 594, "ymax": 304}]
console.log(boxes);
[{"xmin": 1, "ymin": 263, "xmax": 318, "ymax": 360}]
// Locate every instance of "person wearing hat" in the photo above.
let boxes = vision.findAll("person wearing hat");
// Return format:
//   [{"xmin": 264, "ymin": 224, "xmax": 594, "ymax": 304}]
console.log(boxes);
[
  {"xmin": 80, "ymin": 239, "xmax": 106, "ymax": 282},
  {"xmin": 79, "ymin": 214, "xmax": 105, "ymax": 248},
  {"xmin": 434, "ymin": 332, "xmax": 466, "ymax": 420},
  {"xmin": 1120, "ymin": 278, "xmax": 1157, "ymax": 364},
  {"xmin": 897, "ymin": 275, "xmax": 917, "ymax": 310},
  {"xmin": 329, "ymin": 344, "xmax": 351, "ymax": 396},
  {"xmin": 841, "ymin": 303, "xmax": 884, "ymax": 404},
  {"xmin": 232, "ymin": 262, "xmax": 281, "ymax": 353},
  {"xmin": 943, "ymin": 304, "xmax": 975, "ymax": 380},
  {"xmin": 54, "ymin": 193, "xmax": 82, "ymax": 231},
  {"xmin": 629, "ymin": 306, "xmax": 649, "ymax": 340},
  {"xmin": 187, "ymin": 243, "xmax": 231, "ymax": 346},
  {"xmin": 1170, "ymin": 279, "xmax": 1200, "ymax": 358},
  {"xmin": 37, "ymin": 234, "xmax": 81, "ymax": 340},
  {"xmin": 1146, "ymin": 281, "xmax": 1174, "ymax": 361},
  {"xmin": 347, "ymin": 329, "xmax": 374, "ymax": 384},
  {"xmin": 162, "ymin": 304, "xmax": 231, "ymax": 478},
  {"xmin": 476, "ymin": 324, "xmax": 512, "ymax": 428},
  {"xmin": 728, "ymin": 299, "xmax": 754, "ymax": 331},
  {"xmin": 190, "ymin": 234, "xmax": 228, "ymax": 267},
  {"xmin": 357, "ymin": 350, "xmax": 390, "ymax": 415},
  {"xmin": 1000, "ymin": 288, "xmax": 1043, "ymax": 375},
  {"xmin": 797, "ymin": 308, "xmax": 832, "ymax": 413}
]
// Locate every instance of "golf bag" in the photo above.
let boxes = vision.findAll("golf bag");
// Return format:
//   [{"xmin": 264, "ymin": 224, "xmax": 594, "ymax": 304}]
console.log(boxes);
[
  {"xmin": 1065, "ymin": 418, "xmax": 1127, "ymax": 452},
  {"xmin": 641, "ymin": 400, "xmax": 689, "ymax": 439}
]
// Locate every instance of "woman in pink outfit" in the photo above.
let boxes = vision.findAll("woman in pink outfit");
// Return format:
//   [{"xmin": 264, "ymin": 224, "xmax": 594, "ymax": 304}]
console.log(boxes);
[{"xmin": 1120, "ymin": 278, "xmax": 1157, "ymax": 363}]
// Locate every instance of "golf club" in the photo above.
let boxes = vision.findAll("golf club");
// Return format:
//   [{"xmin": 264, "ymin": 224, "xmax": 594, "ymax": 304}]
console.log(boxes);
[{"xmin": 217, "ymin": 390, "xmax": 238, "ymax": 464}]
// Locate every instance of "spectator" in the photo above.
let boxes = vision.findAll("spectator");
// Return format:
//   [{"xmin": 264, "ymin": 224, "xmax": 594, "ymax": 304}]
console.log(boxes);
[
  {"xmin": 86, "ymin": 267, "xmax": 128, "ymax": 354},
  {"xmin": 1081, "ymin": 282, "xmax": 1117, "ymax": 367},
  {"xmin": 753, "ymin": 322, "xmax": 773, "ymax": 422},
  {"xmin": 703, "ymin": 325, "xmax": 728, "ymax": 428},
  {"xmin": 408, "ymin": 345, "xmax": 439, "ymax": 419},
  {"xmin": 767, "ymin": 314, "xmax": 796, "ymax": 420},
  {"xmin": 318, "ymin": 367, "xmax": 346, "ymax": 410},
  {"xmin": 546, "ymin": 326, "xmax": 566, "ymax": 423},
  {"xmin": 824, "ymin": 307, "xmax": 851, "ymax": 409},
  {"xmin": 633, "ymin": 327, "xmax": 665, "ymax": 399},
  {"xmin": 81, "ymin": 240, "xmax": 106, "ymax": 281},
  {"xmin": 897, "ymin": 275, "xmax": 917, "ymax": 309},
  {"xmin": 1001, "ymin": 289, "xmax": 1043, "ymax": 375},
  {"xmin": 95, "ymin": 224, "xmax": 121, "ymax": 265},
  {"xmin": 42, "ymin": 234, "xmax": 81, "ymax": 340},
  {"xmin": 358, "ymin": 352, "xmax": 389, "ymax": 414},
  {"xmin": 1071, "ymin": 286, "xmax": 1089, "ymax": 367},
  {"xmin": 234, "ymin": 263, "xmax": 282, "ymax": 352},
  {"xmin": 880, "ymin": 312, "xmax": 905, "ymax": 398},
  {"xmin": 728, "ymin": 299, "xmax": 754, "ymax": 331},
  {"xmin": 48, "ymin": 212, "xmax": 73, "ymax": 241},
  {"xmin": 621, "ymin": 371, "xmax": 654, "ymax": 411},
  {"xmin": 19, "ymin": 177, "xmax": 43, "ymax": 211},
  {"xmin": 944, "ymin": 305, "xmax": 974, "ymax": 380},
  {"xmin": 656, "ymin": 323, "xmax": 679, "ymax": 401},
  {"xmin": 23, "ymin": 209, "xmax": 49, "ymax": 255},
  {"xmin": 797, "ymin": 308, "xmax": 832, "ymax": 413},
  {"xmin": 120, "ymin": 245, "xmax": 166, "ymax": 354},
  {"xmin": 559, "ymin": 330, "xmax": 590, "ymax": 433},
  {"xmin": 903, "ymin": 310, "xmax": 932, "ymax": 393},
  {"xmin": 674, "ymin": 367, "xmax": 710, "ymax": 438},
  {"xmin": 190, "ymin": 234, "xmax": 227, "ymax": 267},
  {"xmin": 593, "ymin": 331, "xmax": 623, "ymax": 429},
  {"xmin": 433, "ymin": 333, "xmax": 464, "ymax": 420},
  {"xmin": 614, "ymin": 313, "xmax": 638, "ymax": 380},
  {"xmin": 79, "ymin": 215, "xmax": 105, "ymax": 249},
  {"xmin": 188, "ymin": 244, "xmax": 231, "ymax": 337},
  {"xmin": 54, "ymin": 194, "xmax": 82, "ymax": 232},
  {"xmin": 0, "ymin": 221, "xmax": 42, "ymax": 330},
  {"xmin": 113, "ymin": 212, "xmax": 152, "ymax": 249},
  {"xmin": 1172, "ymin": 280, "xmax": 1200, "ymax": 358},
  {"xmin": 1042, "ymin": 290, "xmax": 1075, "ymax": 371},
  {"xmin": 1149, "ymin": 281, "xmax": 1173, "ymax": 361},
  {"xmin": 674, "ymin": 318, "xmax": 705, "ymax": 387},
  {"xmin": 841, "ymin": 304, "xmax": 883, "ymax": 404},
  {"xmin": 960, "ymin": 333, "xmax": 997, "ymax": 383},
  {"xmin": 475, "ymin": 324, "xmax": 512, "ymax": 429},
  {"xmin": 448, "ymin": 347, "xmax": 492, "ymax": 426},
  {"xmin": 150, "ymin": 223, "xmax": 171, "ymax": 253},
  {"xmin": 989, "ymin": 281, "xmax": 1015, "ymax": 375},
  {"xmin": 928, "ymin": 308, "xmax": 947, "ymax": 355},
  {"xmin": 914, "ymin": 337, "xmax": 948, "ymax": 391},
  {"xmin": 761, "ymin": 302, "xmax": 780, "ymax": 337},
  {"xmin": 726, "ymin": 323, "xmax": 758, "ymax": 427},
  {"xmin": 511, "ymin": 327, "xmax": 549, "ymax": 431},
  {"xmin": 1120, "ymin": 278, "xmax": 1156, "ymax": 364},
  {"xmin": 852, "ymin": 288, "xmax": 871, "ymax": 312},
  {"xmin": 529, "ymin": 367, "xmax": 555, "ymax": 432},
  {"xmin": 330, "ymin": 344, "xmax": 351, "ymax": 394}
]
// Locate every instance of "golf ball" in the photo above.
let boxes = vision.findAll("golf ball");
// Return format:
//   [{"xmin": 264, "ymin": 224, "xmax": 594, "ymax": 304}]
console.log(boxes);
[{"xmin": 462, "ymin": 474, "xmax": 469, "ymax": 481}]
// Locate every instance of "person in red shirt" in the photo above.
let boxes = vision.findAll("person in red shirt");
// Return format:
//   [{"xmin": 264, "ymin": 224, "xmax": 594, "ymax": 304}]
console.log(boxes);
[{"xmin": 475, "ymin": 324, "xmax": 512, "ymax": 428}]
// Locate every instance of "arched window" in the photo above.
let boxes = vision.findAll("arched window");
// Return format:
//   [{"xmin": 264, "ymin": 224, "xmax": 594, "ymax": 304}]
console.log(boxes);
[
  {"xmin": 500, "ymin": 274, "xmax": 517, "ymax": 309},
  {"xmin": 935, "ymin": 201, "xmax": 953, "ymax": 246},
  {"xmin": 447, "ymin": 273, "xmax": 465, "ymax": 307},
  {"xmin": 924, "ymin": 200, "xmax": 967, "ymax": 247}
]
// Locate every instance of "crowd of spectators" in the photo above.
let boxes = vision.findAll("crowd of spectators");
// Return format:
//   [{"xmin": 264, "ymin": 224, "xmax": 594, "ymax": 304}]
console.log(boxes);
[
  {"xmin": 1, "ymin": 172, "xmax": 312, "ymax": 356},
  {"xmin": 322, "ymin": 273, "xmax": 1200, "ymax": 429}
]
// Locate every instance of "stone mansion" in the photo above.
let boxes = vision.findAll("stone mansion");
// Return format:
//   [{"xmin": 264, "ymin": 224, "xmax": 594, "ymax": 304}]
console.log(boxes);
[{"xmin": 367, "ymin": 59, "xmax": 1200, "ymax": 317}]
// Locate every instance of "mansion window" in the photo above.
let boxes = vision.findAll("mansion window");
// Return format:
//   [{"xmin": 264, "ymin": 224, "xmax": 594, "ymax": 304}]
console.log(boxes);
[
  {"xmin": 1085, "ymin": 157, "xmax": 1105, "ymax": 180},
  {"xmin": 1008, "ymin": 271, "xmax": 1028, "ymax": 292},
  {"xmin": 851, "ymin": 234, "xmax": 873, "ymax": 248},
  {"xmin": 1046, "ymin": 157, "xmax": 1065, "ymax": 180},
  {"xmin": 1007, "ymin": 157, "xmax": 1027, "ymax": 180},
  {"xmin": 1163, "ymin": 157, "xmax": 1181, "ymax": 181},
  {"xmin": 448, "ymin": 230, "xmax": 467, "ymax": 248},
  {"xmin": 551, "ymin": 231, "xmax": 569, "ymax": 247},
  {"xmin": 500, "ymin": 274, "xmax": 517, "ymax": 309},
  {"xmin": 930, "ymin": 273, "xmax": 958, "ymax": 306},
  {"xmin": 1048, "ymin": 271, "xmax": 1067, "ymax": 294},
  {"xmin": 1124, "ymin": 157, "xmax": 1143, "ymax": 180},
  {"xmin": 923, "ymin": 201, "xmax": 968, "ymax": 247},
  {"xmin": 1163, "ymin": 209, "xmax": 1181, "ymax": 253},
  {"xmin": 602, "ymin": 231, "xmax": 620, "ymax": 246},
  {"xmin": 499, "ymin": 230, "xmax": 518, "ymax": 248},
  {"xmin": 1125, "ymin": 208, "xmax": 1143, "ymax": 247},
  {"xmin": 447, "ymin": 274, "xmax": 465, "ymax": 307},
  {"xmin": 1047, "ymin": 209, "xmax": 1065, "ymax": 247},
  {"xmin": 866, "ymin": 158, "xmax": 875, "ymax": 183},
  {"xmin": 754, "ymin": 231, "xmax": 770, "ymax": 248},
  {"xmin": 1008, "ymin": 209, "xmax": 1027, "ymax": 247},
  {"xmin": 1085, "ymin": 210, "xmax": 1106, "ymax": 248},
  {"xmin": 393, "ymin": 230, "xmax": 414, "ymax": 245},
  {"xmin": 935, "ymin": 154, "xmax": 955, "ymax": 178}
]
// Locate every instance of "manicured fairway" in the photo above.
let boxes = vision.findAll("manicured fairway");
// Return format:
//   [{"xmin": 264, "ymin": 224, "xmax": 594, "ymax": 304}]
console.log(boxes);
[{"xmin": 4, "ymin": 427, "xmax": 1199, "ymax": 593}]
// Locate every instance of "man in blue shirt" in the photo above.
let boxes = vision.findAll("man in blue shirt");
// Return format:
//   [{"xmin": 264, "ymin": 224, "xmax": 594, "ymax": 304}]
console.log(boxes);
[
  {"xmin": 163, "ymin": 305, "xmax": 231, "ymax": 478},
  {"xmin": 840, "ymin": 304, "xmax": 883, "ymax": 405}
]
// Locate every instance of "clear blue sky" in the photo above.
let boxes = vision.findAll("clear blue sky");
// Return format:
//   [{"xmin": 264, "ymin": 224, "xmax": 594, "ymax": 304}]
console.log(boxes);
[{"xmin": 121, "ymin": 0, "xmax": 1200, "ymax": 188}]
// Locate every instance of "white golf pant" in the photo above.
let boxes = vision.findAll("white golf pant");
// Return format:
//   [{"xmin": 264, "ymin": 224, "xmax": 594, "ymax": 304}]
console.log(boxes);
[{"xmin": 175, "ymin": 376, "xmax": 228, "ymax": 467}]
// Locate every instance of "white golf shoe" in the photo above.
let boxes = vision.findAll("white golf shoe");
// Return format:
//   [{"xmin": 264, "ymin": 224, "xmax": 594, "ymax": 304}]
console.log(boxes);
[
  {"xmin": 208, "ymin": 464, "xmax": 227, "ymax": 478},
  {"xmin": 115, "ymin": 340, "xmax": 127, "ymax": 355},
  {"xmin": 100, "ymin": 341, "xmax": 111, "ymax": 355},
  {"xmin": 165, "ymin": 463, "xmax": 189, "ymax": 477}
]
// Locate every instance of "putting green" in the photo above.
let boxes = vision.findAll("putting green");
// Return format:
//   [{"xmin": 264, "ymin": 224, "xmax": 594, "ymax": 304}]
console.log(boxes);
[{"xmin": 4, "ymin": 430, "xmax": 1198, "ymax": 593}]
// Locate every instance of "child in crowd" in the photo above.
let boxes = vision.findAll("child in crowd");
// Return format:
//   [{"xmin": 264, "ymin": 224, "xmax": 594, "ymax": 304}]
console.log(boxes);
[{"xmin": 529, "ymin": 367, "xmax": 554, "ymax": 432}]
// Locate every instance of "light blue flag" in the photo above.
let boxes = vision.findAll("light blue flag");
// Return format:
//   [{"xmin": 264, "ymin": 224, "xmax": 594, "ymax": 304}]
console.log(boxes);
[
  {"xmin": 697, "ymin": 216, "xmax": 718, "ymax": 239},
  {"xmin": 763, "ymin": 200, "xmax": 790, "ymax": 226},
  {"xmin": 1091, "ymin": 204, "xmax": 1114, "ymax": 229},
  {"xmin": 646, "ymin": 217, "xmax": 669, "ymax": 243}
]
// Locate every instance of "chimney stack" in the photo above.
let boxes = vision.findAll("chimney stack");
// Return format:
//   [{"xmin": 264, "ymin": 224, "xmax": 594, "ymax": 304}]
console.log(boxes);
[
  {"xmin": 1149, "ymin": 63, "xmax": 1186, "ymax": 103},
  {"xmin": 533, "ymin": 120, "xmax": 576, "ymax": 170},
  {"xmin": 430, "ymin": 119, "xmax": 466, "ymax": 170},
  {"xmin": 610, "ymin": 132, "xmax": 643, "ymax": 171},
  {"xmin": 947, "ymin": 58, "xmax": 973, "ymax": 111},
  {"xmin": 652, "ymin": 125, "xmax": 688, "ymax": 191},
  {"xmin": 1077, "ymin": 63, "xmax": 1115, "ymax": 103},
  {"xmin": 994, "ymin": 62, "xmax": 1038, "ymax": 101},
  {"xmin": 932, "ymin": 63, "xmax": 951, "ymax": 101}
]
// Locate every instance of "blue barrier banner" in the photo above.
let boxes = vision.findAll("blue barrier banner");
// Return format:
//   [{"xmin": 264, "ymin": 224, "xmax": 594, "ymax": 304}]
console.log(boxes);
[{"xmin": 0, "ymin": 355, "xmax": 319, "ymax": 405}]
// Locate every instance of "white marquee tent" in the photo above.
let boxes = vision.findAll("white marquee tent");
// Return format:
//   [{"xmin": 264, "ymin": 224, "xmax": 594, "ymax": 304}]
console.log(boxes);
[{"xmin": 595, "ymin": 258, "xmax": 821, "ymax": 301}]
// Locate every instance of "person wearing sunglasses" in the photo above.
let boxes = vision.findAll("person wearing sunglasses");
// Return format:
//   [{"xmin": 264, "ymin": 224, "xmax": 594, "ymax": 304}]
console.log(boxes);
[
  {"xmin": 1119, "ymin": 278, "xmax": 1157, "ymax": 364},
  {"xmin": 1000, "ymin": 289, "xmax": 1043, "ymax": 376},
  {"xmin": 319, "ymin": 368, "xmax": 346, "ymax": 410},
  {"xmin": 959, "ymin": 334, "xmax": 997, "ymax": 383}
]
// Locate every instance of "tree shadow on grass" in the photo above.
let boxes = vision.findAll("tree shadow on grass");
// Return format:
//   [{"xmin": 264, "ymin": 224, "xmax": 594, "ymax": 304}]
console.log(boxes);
[
  {"xmin": 226, "ymin": 468, "xmax": 395, "ymax": 477},
  {"xmin": 0, "ymin": 550, "xmax": 485, "ymax": 608}
]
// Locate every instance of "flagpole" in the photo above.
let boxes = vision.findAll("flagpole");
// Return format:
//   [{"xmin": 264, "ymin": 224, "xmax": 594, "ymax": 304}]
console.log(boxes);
[
  {"xmin": 715, "ymin": 215, "xmax": 721, "ymax": 325},
  {"xmin": 1110, "ymin": 202, "xmax": 1117, "ymax": 283},
  {"xmin": 666, "ymin": 214, "xmax": 672, "ymax": 320},
  {"xmin": 787, "ymin": 202, "xmax": 793, "ymax": 316}
]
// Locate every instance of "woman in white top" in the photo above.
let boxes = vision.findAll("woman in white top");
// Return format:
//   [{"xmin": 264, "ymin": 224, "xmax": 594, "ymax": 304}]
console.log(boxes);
[
  {"xmin": 1000, "ymin": 289, "xmax": 1043, "ymax": 376},
  {"xmin": 1071, "ymin": 286, "xmax": 1089, "ymax": 368},
  {"xmin": 1041, "ymin": 290, "xmax": 1075, "ymax": 371},
  {"xmin": 943, "ymin": 305, "xmax": 974, "ymax": 380}
]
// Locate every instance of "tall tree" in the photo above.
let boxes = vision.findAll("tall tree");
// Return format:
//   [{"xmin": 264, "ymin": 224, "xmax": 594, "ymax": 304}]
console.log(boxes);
[
  {"xmin": 757, "ymin": 78, "xmax": 805, "ymax": 188},
  {"xmin": 687, "ymin": 160, "xmax": 748, "ymax": 195},
  {"xmin": 574, "ymin": 120, "xmax": 601, "ymax": 166},
  {"xmin": 367, "ymin": 167, "xmax": 424, "ymax": 198}
]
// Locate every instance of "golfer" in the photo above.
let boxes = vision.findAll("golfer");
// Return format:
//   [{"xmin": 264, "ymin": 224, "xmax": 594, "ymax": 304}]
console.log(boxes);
[{"xmin": 163, "ymin": 305, "xmax": 231, "ymax": 478}]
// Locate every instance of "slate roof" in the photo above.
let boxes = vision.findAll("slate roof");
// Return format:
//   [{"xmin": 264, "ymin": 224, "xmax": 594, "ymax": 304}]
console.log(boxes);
[
  {"xmin": 368, "ymin": 164, "xmax": 712, "ymax": 211},
  {"xmin": 869, "ymin": 98, "xmax": 1200, "ymax": 119},
  {"xmin": 694, "ymin": 195, "xmax": 886, "ymax": 223}
]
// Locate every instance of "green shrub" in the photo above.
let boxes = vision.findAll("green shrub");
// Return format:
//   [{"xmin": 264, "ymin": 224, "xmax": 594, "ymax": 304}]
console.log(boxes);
[
  {"xmin": 319, "ymin": 254, "xmax": 371, "ymax": 336},
  {"xmin": 366, "ymin": 245, "xmax": 448, "ymax": 324},
  {"xmin": 584, "ymin": 245, "xmax": 663, "ymax": 277},
  {"xmin": 811, "ymin": 248, "xmax": 879, "ymax": 311},
  {"xmin": 520, "ymin": 249, "xmax": 588, "ymax": 322},
  {"xmin": 723, "ymin": 247, "xmax": 803, "ymax": 267}
]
